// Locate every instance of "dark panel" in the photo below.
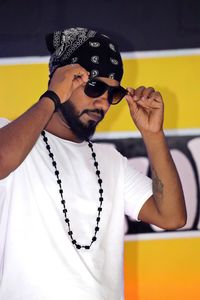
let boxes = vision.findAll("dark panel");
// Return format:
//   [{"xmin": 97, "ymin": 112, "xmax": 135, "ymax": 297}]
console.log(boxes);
[
  {"xmin": 0, "ymin": 0, "xmax": 200, "ymax": 57},
  {"xmin": 93, "ymin": 135, "xmax": 200, "ymax": 234},
  {"xmin": 180, "ymin": 0, "xmax": 200, "ymax": 32}
]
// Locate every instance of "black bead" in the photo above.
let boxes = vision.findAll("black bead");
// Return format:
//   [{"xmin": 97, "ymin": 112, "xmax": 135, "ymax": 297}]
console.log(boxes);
[
  {"xmin": 92, "ymin": 236, "xmax": 97, "ymax": 242},
  {"xmin": 92, "ymin": 153, "xmax": 96, "ymax": 158},
  {"xmin": 49, "ymin": 153, "xmax": 54, "ymax": 158},
  {"xmin": 99, "ymin": 188, "xmax": 103, "ymax": 194},
  {"xmin": 98, "ymin": 207, "xmax": 102, "ymax": 212},
  {"xmin": 96, "ymin": 217, "xmax": 100, "ymax": 222},
  {"xmin": 43, "ymin": 137, "xmax": 48, "ymax": 142},
  {"xmin": 76, "ymin": 244, "xmax": 81, "ymax": 249},
  {"xmin": 98, "ymin": 179, "xmax": 102, "ymax": 184},
  {"xmin": 57, "ymin": 179, "xmax": 62, "ymax": 184},
  {"xmin": 63, "ymin": 208, "xmax": 67, "ymax": 213},
  {"xmin": 41, "ymin": 131, "xmax": 45, "ymax": 136},
  {"xmin": 65, "ymin": 218, "xmax": 69, "ymax": 223},
  {"xmin": 88, "ymin": 142, "xmax": 93, "ymax": 148},
  {"xmin": 84, "ymin": 246, "xmax": 90, "ymax": 250},
  {"xmin": 95, "ymin": 226, "xmax": 99, "ymax": 231},
  {"xmin": 55, "ymin": 170, "xmax": 59, "ymax": 176},
  {"xmin": 99, "ymin": 197, "xmax": 103, "ymax": 202},
  {"xmin": 96, "ymin": 170, "xmax": 100, "ymax": 176},
  {"xmin": 68, "ymin": 231, "xmax": 73, "ymax": 236},
  {"xmin": 52, "ymin": 161, "xmax": 57, "ymax": 167},
  {"xmin": 61, "ymin": 200, "xmax": 65, "ymax": 205},
  {"xmin": 46, "ymin": 145, "xmax": 50, "ymax": 150},
  {"xmin": 72, "ymin": 240, "xmax": 76, "ymax": 244},
  {"xmin": 94, "ymin": 162, "xmax": 98, "ymax": 167},
  {"xmin": 59, "ymin": 189, "xmax": 63, "ymax": 194}
]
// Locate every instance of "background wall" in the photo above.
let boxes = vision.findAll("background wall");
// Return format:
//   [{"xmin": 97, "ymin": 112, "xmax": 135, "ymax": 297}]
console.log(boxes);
[{"xmin": 1, "ymin": 0, "xmax": 200, "ymax": 299}]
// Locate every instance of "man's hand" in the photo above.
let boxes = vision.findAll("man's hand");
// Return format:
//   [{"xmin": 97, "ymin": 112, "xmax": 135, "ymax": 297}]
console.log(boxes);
[
  {"xmin": 125, "ymin": 86, "xmax": 164, "ymax": 134},
  {"xmin": 48, "ymin": 64, "xmax": 89, "ymax": 103}
]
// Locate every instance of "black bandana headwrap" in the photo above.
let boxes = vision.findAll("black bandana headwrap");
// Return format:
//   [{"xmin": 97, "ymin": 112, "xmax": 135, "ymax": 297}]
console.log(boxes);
[{"xmin": 45, "ymin": 27, "xmax": 123, "ymax": 82}]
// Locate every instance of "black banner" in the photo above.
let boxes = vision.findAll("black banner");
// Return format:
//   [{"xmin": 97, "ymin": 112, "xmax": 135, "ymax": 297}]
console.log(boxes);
[
  {"xmin": 94, "ymin": 135, "xmax": 200, "ymax": 234},
  {"xmin": 0, "ymin": 0, "xmax": 200, "ymax": 57}
]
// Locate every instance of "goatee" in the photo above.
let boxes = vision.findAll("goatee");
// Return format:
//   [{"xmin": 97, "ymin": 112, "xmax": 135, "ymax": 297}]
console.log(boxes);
[{"xmin": 59, "ymin": 100, "xmax": 104, "ymax": 141}]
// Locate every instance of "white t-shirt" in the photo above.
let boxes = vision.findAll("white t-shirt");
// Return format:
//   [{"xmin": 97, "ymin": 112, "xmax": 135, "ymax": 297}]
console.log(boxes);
[{"xmin": 0, "ymin": 118, "xmax": 153, "ymax": 300}]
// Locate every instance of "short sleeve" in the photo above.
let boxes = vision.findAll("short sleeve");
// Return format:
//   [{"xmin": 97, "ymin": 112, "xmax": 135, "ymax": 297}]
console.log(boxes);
[{"xmin": 124, "ymin": 157, "xmax": 153, "ymax": 221}]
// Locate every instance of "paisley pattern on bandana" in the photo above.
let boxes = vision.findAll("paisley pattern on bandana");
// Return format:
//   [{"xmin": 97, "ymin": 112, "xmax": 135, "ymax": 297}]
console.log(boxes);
[
  {"xmin": 89, "ymin": 41, "xmax": 100, "ymax": 47},
  {"xmin": 90, "ymin": 69, "xmax": 99, "ymax": 78},
  {"xmin": 46, "ymin": 27, "xmax": 123, "ymax": 81},
  {"xmin": 91, "ymin": 56, "xmax": 99, "ymax": 64},
  {"xmin": 110, "ymin": 58, "xmax": 119, "ymax": 65},
  {"xmin": 109, "ymin": 43, "xmax": 116, "ymax": 52},
  {"xmin": 71, "ymin": 57, "xmax": 78, "ymax": 63},
  {"xmin": 109, "ymin": 73, "xmax": 115, "ymax": 79}
]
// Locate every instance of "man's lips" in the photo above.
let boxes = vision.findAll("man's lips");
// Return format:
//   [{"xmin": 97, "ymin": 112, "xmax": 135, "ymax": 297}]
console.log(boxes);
[
  {"xmin": 80, "ymin": 109, "xmax": 104, "ymax": 122},
  {"xmin": 86, "ymin": 111, "xmax": 103, "ymax": 122}
]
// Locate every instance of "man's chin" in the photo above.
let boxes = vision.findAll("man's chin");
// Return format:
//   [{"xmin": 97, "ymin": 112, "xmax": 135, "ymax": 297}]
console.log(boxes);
[
  {"xmin": 72, "ymin": 122, "xmax": 97, "ymax": 141},
  {"xmin": 59, "ymin": 102, "xmax": 98, "ymax": 140}
]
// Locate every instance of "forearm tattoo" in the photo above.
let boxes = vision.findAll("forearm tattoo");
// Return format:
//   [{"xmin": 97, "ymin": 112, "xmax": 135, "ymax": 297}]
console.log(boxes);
[{"xmin": 152, "ymin": 168, "xmax": 164, "ymax": 201}]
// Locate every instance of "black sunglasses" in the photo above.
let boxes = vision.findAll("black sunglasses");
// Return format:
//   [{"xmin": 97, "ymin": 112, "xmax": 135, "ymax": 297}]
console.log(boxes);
[{"xmin": 84, "ymin": 78, "xmax": 128, "ymax": 105}]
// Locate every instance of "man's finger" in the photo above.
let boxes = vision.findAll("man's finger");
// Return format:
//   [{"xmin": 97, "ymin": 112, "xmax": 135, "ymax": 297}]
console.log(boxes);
[
  {"xmin": 133, "ymin": 86, "xmax": 145, "ymax": 100},
  {"xmin": 141, "ymin": 87, "xmax": 155, "ymax": 100}
]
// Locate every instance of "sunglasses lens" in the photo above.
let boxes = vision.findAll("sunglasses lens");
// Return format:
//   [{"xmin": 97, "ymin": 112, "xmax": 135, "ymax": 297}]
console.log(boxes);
[
  {"xmin": 84, "ymin": 79, "xmax": 127, "ymax": 105},
  {"xmin": 110, "ymin": 87, "xmax": 127, "ymax": 105},
  {"xmin": 84, "ymin": 80, "xmax": 107, "ymax": 98}
]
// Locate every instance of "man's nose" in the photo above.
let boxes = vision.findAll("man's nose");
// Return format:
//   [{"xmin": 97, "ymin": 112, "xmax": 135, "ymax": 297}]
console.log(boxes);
[{"xmin": 93, "ymin": 91, "xmax": 110, "ymax": 111}]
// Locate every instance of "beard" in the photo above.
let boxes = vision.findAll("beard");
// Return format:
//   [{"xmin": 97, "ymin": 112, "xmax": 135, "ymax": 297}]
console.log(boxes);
[{"xmin": 59, "ymin": 100, "xmax": 104, "ymax": 141}]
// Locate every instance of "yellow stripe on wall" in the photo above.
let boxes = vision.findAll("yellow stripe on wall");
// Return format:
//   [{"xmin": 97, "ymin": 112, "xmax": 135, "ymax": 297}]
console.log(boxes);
[
  {"xmin": 124, "ymin": 55, "xmax": 200, "ymax": 130},
  {"xmin": 0, "ymin": 64, "xmax": 48, "ymax": 120},
  {"xmin": 124, "ymin": 237, "xmax": 200, "ymax": 300},
  {"xmin": 0, "ymin": 54, "xmax": 200, "ymax": 131}
]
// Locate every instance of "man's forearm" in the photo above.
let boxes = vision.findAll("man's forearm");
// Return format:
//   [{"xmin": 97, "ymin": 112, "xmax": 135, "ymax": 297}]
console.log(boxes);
[
  {"xmin": 142, "ymin": 130, "xmax": 187, "ymax": 228},
  {"xmin": 0, "ymin": 97, "xmax": 55, "ymax": 179}
]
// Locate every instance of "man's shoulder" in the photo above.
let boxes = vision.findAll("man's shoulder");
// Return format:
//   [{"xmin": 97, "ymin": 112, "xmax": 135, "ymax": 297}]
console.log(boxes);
[{"xmin": 92, "ymin": 141, "xmax": 123, "ymax": 160}]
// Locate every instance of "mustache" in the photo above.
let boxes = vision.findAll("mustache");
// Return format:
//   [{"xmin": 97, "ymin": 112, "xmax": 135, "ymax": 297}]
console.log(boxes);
[{"xmin": 79, "ymin": 109, "xmax": 105, "ymax": 120}]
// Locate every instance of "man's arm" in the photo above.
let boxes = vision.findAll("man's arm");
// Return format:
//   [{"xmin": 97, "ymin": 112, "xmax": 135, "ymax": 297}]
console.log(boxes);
[
  {"xmin": 0, "ymin": 99, "xmax": 55, "ymax": 179},
  {"xmin": 138, "ymin": 130, "xmax": 186, "ymax": 229},
  {"xmin": 0, "ymin": 64, "xmax": 89, "ymax": 179},
  {"xmin": 125, "ymin": 86, "xmax": 187, "ymax": 230}
]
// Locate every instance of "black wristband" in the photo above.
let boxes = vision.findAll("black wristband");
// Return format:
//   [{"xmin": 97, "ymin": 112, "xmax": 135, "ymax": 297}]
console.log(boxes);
[{"xmin": 40, "ymin": 90, "xmax": 61, "ymax": 112}]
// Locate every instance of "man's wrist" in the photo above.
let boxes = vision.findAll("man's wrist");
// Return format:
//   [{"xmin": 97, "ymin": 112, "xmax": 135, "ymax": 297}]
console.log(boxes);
[
  {"xmin": 39, "ymin": 90, "xmax": 61, "ymax": 112},
  {"xmin": 141, "ymin": 130, "xmax": 166, "ymax": 149}
]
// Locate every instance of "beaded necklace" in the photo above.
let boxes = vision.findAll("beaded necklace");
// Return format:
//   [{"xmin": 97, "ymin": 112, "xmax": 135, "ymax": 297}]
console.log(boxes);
[{"xmin": 41, "ymin": 130, "xmax": 104, "ymax": 250}]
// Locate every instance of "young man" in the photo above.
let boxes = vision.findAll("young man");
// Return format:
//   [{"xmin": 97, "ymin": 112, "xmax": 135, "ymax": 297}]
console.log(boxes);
[{"xmin": 0, "ymin": 27, "xmax": 186, "ymax": 300}]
